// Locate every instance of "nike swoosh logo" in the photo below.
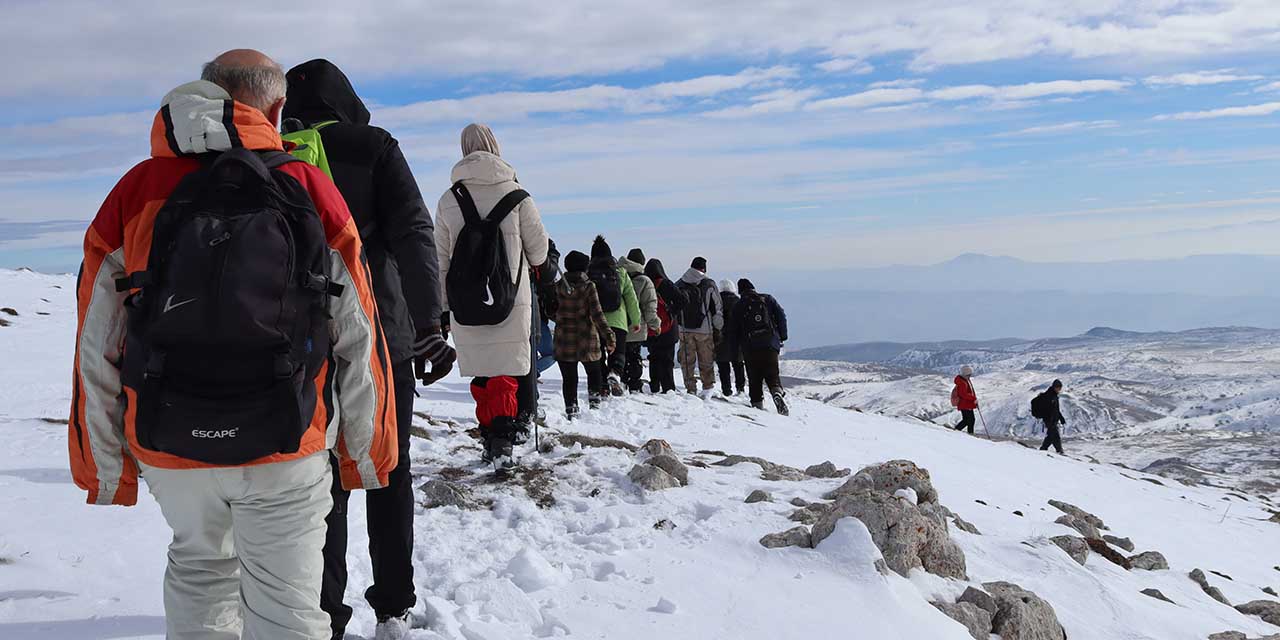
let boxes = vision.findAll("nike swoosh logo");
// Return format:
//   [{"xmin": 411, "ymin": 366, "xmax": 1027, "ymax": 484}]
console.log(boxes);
[
  {"xmin": 163, "ymin": 295, "xmax": 197, "ymax": 313},
  {"xmin": 482, "ymin": 284, "xmax": 495, "ymax": 306}
]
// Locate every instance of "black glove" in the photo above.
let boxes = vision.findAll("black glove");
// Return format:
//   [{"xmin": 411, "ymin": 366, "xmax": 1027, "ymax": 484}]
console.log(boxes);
[
  {"xmin": 414, "ymin": 326, "xmax": 456, "ymax": 386},
  {"xmin": 440, "ymin": 312, "xmax": 451, "ymax": 341},
  {"xmin": 712, "ymin": 329, "xmax": 722, "ymax": 346}
]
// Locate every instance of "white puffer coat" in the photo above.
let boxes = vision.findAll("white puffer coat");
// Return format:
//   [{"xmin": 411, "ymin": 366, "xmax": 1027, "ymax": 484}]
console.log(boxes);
[{"xmin": 435, "ymin": 152, "xmax": 550, "ymax": 377}]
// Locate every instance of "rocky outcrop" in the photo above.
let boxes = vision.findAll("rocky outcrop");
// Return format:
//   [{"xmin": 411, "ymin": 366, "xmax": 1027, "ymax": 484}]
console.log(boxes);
[
  {"xmin": 1055, "ymin": 514, "xmax": 1102, "ymax": 540},
  {"xmin": 957, "ymin": 586, "xmax": 999, "ymax": 619},
  {"xmin": 556, "ymin": 433, "xmax": 639, "ymax": 452},
  {"xmin": 827, "ymin": 459, "xmax": 939, "ymax": 504},
  {"xmin": 812, "ymin": 489, "xmax": 966, "ymax": 579},
  {"xmin": 1191, "ymin": 568, "xmax": 1232, "ymax": 605},
  {"xmin": 932, "ymin": 601, "xmax": 993, "ymax": 640},
  {"xmin": 804, "ymin": 461, "xmax": 851, "ymax": 478},
  {"xmin": 745, "ymin": 489, "xmax": 772, "ymax": 503},
  {"xmin": 1103, "ymin": 535, "xmax": 1135, "ymax": 552},
  {"xmin": 639, "ymin": 438, "xmax": 674, "ymax": 458},
  {"xmin": 713, "ymin": 455, "xmax": 807, "ymax": 481},
  {"xmin": 789, "ymin": 502, "xmax": 833, "ymax": 525},
  {"xmin": 627, "ymin": 464, "xmax": 681, "ymax": 491},
  {"xmin": 645, "ymin": 453, "xmax": 689, "ymax": 486},
  {"xmin": 627, "ymin": 440, "xmax": 690, "ymax": 491},
  {"xmin": 1050, "ymin": 535, "xmax": 1089, "ymax": 566},
  {"xmin": 983, "ymin": 581, "xmax": 1068, "ymax": 640},
  {"xmin": 1141, "ymin": 588, "xmax": 1174, "ymax": 604},
  {"xmin": 1130, "ymin": 551, "xmax": 1170, "ymax": 571},
  {"xmin": 419, "ymin": 479, "xmax": 481, "ymax": 510},
  {"xmin": 1086, "ymin": 538, "xmax": 1132, "ymax": 569},
  {"xmin": 759, "ymin": 526, "xmax": 812, "ymax": 549},
  {"xmin": 1236, "ymin": 600, "xmax": 1280, "ymax": 626},
  {"xmin": 1049, "ymin": 499, "xmax": 1108, "ymax": 531},
  {"xmin": 790, "ymin": 497, "xmax": 809, "ymax": 507}
]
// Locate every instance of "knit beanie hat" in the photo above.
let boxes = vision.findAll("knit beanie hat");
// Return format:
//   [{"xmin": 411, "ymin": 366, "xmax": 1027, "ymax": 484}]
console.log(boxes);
[
  {"xmin": 1051, "ymin": 379, "xmax": 1064, "ymax": 390},
  {"xmin": 591, "ymin": 235, "xmax": 612, "ymax": 260},
  {"xmin": 960, "ymin": 365, "xmax": 973, "ymax": 377},
  {"xmin": 565, "ymin": 250, "xmax": 589, "ymax": 273},
  {"xmin": 691, "ymin": 256, "xmax": 707, "ymax": 271},
  {"xmin": 627, "ymin": 248, "xmax": 646, "ymax": 264},
  {"xmin": 719, "ymin": 279, "xmax": 736, "ymax": 294}
]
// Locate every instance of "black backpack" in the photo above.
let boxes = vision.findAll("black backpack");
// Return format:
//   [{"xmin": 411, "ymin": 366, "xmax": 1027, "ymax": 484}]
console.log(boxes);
[
  {"xmin": 678, "ymin": 279, "xmax": 710, "ymax": 329},
  {"xmin": 741, "ymin": 293, "xmax": 775, "ymax": 349},
  {"xmin": 1031, "ymin": 392, "xmax": 1050, "ymax": 419},
  {"xmin": 446, "ymin": 182, "xmax": 530, "ymax": 326},
  {"xmin": 116, "ymin": 149, "xmax": 343, "ymax": 465},
  {"xmin": 588, "ymin": 256, "xmax": 622, "ymax": 312}
]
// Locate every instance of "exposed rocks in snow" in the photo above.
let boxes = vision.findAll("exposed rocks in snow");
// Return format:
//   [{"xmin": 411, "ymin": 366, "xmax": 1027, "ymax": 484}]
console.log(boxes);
[
  {"xmin": 1050, "ymin": 535, "xmax": 1089, "ymax": 566},
  {"xmin": 639, "ymin": 438, "xmax": 674, "ymax": 458},
  {"xmin": 804, "ymin": 461, "xmax": 850, "ymax": 478},
  {"xmin": 1130, "ymin": 551, "xmax": 1170, "ymax": 571},
  {"xmin": 712, "ymin": 454, "xmax": 807, "ymax": 481},
  {"xmin": 1055, "ymin": 514, "xmax": 1102, "ymax": 540},
  {"xmin": 788, "ymin": 502, "xmax": 832, "ymax": 525},
  {"xmin": 932, "ymin": 601, "xmax": 993, "ymax": 640},
  {"xmin": 1212, "ymin": 570, "xmax": 1235, "ymax": 581},
  {"xmin": 1086, "ymin": 538, "xmax": 1133, "ymax": 570},
  {"xmin": 827, "ymin": 459, "xmax": 939, "ymax": 504},
  {"xmin": 1235, "ymin": 600, "xmax": 1280, "ymax": 626},
  {"xmin": 419, "ymin": 479, "xmax": 481, "ymax": 510},
  {"xmin": 1191, "ymin": 568, "xmax": 1232, "ymax": 605},
  {"xmin": 644, "ymin": 453, "xmax": 689, "ymax": 486},
  {"xmin": 1265, "ymin": 587, "xmax": 1278, "ymax": 597},
  {"xmin": 653, "ymin": 519, "xmax": 677, "ymax": 531},
  {"xmin": 1269, "ymin": 512, "xmax": 1280, "ymax": 524},
  {"xmin": 0, "ymin": 307, "xmax": 17, "ymax": 316},
  {"xmin": 1103, "ymin": 535, "xmax": 1135, "ymax": 552},
  {"xmin": 627, "ymin": 464, "xmax": 681, "ymax": 491},
  {"xmin": 811, "ymin": 487, "xmax": 966, "ymax": 579},
  {"xmin": 950, "ymin": 512, "xmax": 981, "ymax": 535},
  {"xmin": 1141, "ymin": 588, "xmax": 1175, "ymax": 604},
  {"xmin": 1049, "ymin": 499, "xmax": 1108, "ymax": 531},
  {"xmin": 982, "ymin": 581, "xmax": 1068, "ymax": 640},
  {"xmin": 1207, "ymin": 632, "xmax": 1246, "ymax": 640},
  {"xmin": 789, "ymin": 497, "xmax": 809, "ymax": 507},
  {"xmin": 744, "ymin": 489, "xmax": 772, "ymax": 503},
  {"xmin": 1142, "ymin": 457, "xmax": 1208, "ymax": 487},
  {"xmin": 759, "ymin": 526, "xmax": 813, "ymax": 549},
  {"xmin": 557, "ymin": 432, "xmax": 639, "ymax": 452},
  {"xmin": 958, "ymin": 586, "xmax": 999, "ymax": 619},
  {"xmin": 648, "ymin": 597, "xmax": 678, "ymax": 614}
]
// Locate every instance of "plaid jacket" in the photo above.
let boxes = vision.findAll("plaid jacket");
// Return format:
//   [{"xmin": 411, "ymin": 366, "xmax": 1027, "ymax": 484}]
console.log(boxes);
[{"xmin": 554, "ymin": 272, "xmax": 614, "ymax": 363}]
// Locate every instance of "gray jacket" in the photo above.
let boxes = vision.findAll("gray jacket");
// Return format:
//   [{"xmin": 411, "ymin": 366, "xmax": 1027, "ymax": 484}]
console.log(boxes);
[{"xmin": 676, "ymin": 268, "xmax": 723, "ymax": 335}]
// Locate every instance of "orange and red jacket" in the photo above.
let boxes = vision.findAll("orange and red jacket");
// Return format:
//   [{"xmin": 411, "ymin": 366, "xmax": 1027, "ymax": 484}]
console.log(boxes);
[
  {"xmin": 953, "ymin": 375, "xmax": 978, "ymax": 411},
  {"xmin": 69, "ymin": 82, "xmax": 397, "ymax": 506}
]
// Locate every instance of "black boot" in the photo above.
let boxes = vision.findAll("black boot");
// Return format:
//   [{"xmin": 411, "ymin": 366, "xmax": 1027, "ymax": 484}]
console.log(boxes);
[
  {"xmin": 482, "ymin": 417, "xmax": 516, "ymax": 468},
  {"xmin": 771, "ymin": 390, "xmax": 789, "ymax": 416},
  {"xmin": 565, "ymin": 404, "xmax": 580, "ymax": 420},
  {"xmin": 511, "ymin": 412, "xmax": 533, "ymax": 445},
  {"xmin": 751, "ymin": 399, "xmax": 765, "ymax": 410}
]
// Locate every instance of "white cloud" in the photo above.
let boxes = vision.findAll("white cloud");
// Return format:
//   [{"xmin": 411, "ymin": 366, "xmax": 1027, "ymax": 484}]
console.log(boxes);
[
  {"xmin": 806, "ymin": 88, "xmax": 924, "ymax": 111},
  {"xmin": 995, "ymin": 120, "xmax": 1120, "ymax": 137},
  {"xmin": 815, "ymin": 58, "xmax": 874, "ymax": 74},
  {"xmin": 869, "ymin": 79, "xmax": 926, "ymax": 89},
  {"xmin": 807, "ymin": 79, "xmax": 1127, "ymax": 112},
  {"xmin": 1143, "ymin": 69, "xmax": 1264, "ymax": 87},
  {"xmin": 1257, "ymin": 81, "xmax": 1280, "ymax": 93},
  {"xmin": 704, "ymin": 89, "xmax": 822, "ymax": 118},
  {"xmin": 1154, "ymin": 102, "xmax": 1280, "ymax": 121}
]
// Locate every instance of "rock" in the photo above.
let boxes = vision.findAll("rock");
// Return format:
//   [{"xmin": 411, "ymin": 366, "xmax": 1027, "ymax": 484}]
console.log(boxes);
[
  {"xmin": 759, "ymin": 526, "xmax": 812, "ymax": 549},
  {"xmin": 1236, "ymin": 600, "xmax": 1280, "ymax": 626},
  {"xmin": 1049, "ymin": 499, "xmax": 1108, "ymax": 530},
  {"xmin": 1103, "ymin": 535, "xmax": 1135, "ymax": 552},
  {"xmin": 713, "ymin": 454, "xmax": 808, "ymax": 481},
  {"xmin": 790, "ymin": 497, "xmax": 810, "ymax": 507},
  {"xmin": 639, "ymin": 438, "xmax": 674, "ymax": 458},
  {"xmin": 957, "ymin": 586, "xmax": 999, "ymax": 619},
  {"xmin": 627, "ymin": 464, "xmax": 681, "ymax": 491},
  {"xmin": 1191, "ymin": 568, "xmax": 1232, "ymax": 605},
  {"xmin": 788, "ymin": 502, "xmax": 832, "ymax": 524},
  {"xmin": 649, "ymin": 597, "xmax": 678, "ymax": 614},
  {"xmin": 894, "ymin": 487, "xmax": 919, "ymax": 504},
  {"xmin": 1013, "ymin": 510, "xmax": 1024, "ymax": 517},
  {"xmin": 829, "ymin": 459, "xmax": 938, "ymax": 504},
  {"xmin": 1055, "ymin": 514, "xmax": 1102, "ymax": 540},
  {"xmin": 653, "ymin": 519, "xmax": 677, "ymax": 531},
  {"xmin": 804, "ymin": 461, "xmax": 851, "ymax": 478},
  {"xmin": 1050, "ymin": 535, "xmax": 1089, "ymax": 566},
  {"xmin": 1142, "ymin": 457, "xmax": 1208, "ymax": 487},
  {"xmin": 1140, "ymin": 588, "xmax": 1175, "ymax": 604},
  {"xmin": 1270, "ymin": 512, "xmax": 1280, "ymax": 524},
  {"xmin": 0, "ymin": 307, "xmax": 16, "ymax": 316},
  {"xmin": 983, "ymin": 581, "xmax": 1068, "ymax": 640},
  {"xmin": 1130, "ymin": 551, "xmax": 1170, "ymax": 571},
  {"xmin": 1207, "ymin": 633, "xmax": 1246, "ymax": 640},
  {"xmin": 745, "ymin": 489, "xmax": 773, "ymax": 503},
  {"xmin": 812, "ymin": 490, "xmax": 966, "ymax": 579},
  {"xmin": 1086, "ymin": 538, "xmax": 1132, "ymax": 569},
  {"xmin": 644, "ymin": 453, "xmax": 689, "ymax": 486},
  {"xmin": 951, "ymin": 512, "xmax": 981, "ymax": 535},
  {"xmin": 419, "ymin": 479, "xmax": 480, "ymax": 510},
  {"xmin": 1265, "ymin": 587, "xmax": 1278, "ymax": 597},
  {"xmin": 558, "ymin": 433, "xmax": 638, "ymax": 452},
  {"xmin": 917, "ymin": 501, "xmax": 949, "ymax": 530},
  {"xmin": 932, "ymin": 601, "xmax": 993, "ymax": 640}
]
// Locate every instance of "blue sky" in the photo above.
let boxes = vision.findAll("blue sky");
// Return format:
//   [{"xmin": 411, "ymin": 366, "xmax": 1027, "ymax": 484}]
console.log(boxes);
[{"xmin": 2, "ymin": 1, "xmax": 1279, "ymax": 274}]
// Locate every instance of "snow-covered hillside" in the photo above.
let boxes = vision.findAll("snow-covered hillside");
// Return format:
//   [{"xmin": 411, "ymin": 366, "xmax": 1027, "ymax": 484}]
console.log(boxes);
[{"xmin": 3, "ymin": 268, "xmax": 1280, "ymax": 640}]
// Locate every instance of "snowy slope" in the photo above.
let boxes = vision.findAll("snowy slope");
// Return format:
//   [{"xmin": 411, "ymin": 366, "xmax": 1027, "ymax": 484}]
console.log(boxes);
[{"xmin": 2, "ymin": 268, "xmax": 1279, "ymax": 640}]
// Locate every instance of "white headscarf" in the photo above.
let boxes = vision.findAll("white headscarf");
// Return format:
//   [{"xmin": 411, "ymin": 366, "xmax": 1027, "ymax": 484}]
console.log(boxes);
[
  {"xmin": 460, "ymin": 123, "xmax": 501, "ymax": 157},
  {"xmin": 719, "ymin": 279, "xmax": 736, "ymax": 294}
]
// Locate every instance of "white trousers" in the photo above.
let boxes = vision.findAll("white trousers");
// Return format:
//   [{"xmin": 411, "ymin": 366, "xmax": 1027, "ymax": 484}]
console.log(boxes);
[{"xmin": 141, "ymin": 453, "xmax": 332, "ymax": 639}]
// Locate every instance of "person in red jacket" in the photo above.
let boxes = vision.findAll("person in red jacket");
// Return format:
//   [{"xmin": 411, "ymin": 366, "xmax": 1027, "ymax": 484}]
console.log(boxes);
[{"xmin": 951, "ymin": 365, "xmax": 979, "ymax": 434}]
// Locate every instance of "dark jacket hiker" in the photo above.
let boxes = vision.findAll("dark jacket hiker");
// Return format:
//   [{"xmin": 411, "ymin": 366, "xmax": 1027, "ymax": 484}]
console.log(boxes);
[
  {"xmin": 1034, "ymin": 380, "xmax": 1067, "ymax": 454},
  {"xmin": 644, "ymin": 258, "xmax": 687, "ymax": 393},
  {"xmin": 727, "ymin": 279, "xmax": 790, "ymax": 414}
]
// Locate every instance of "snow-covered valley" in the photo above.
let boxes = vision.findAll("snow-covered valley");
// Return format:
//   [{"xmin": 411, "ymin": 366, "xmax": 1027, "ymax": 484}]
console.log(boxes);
[{"xmin": 2, "ymin": 268, "xmax": 1279, "ymax": 640}]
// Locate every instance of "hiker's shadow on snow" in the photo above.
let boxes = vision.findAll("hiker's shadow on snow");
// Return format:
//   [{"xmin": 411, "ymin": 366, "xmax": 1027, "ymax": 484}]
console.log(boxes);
[
  {"xmin": 0, "ymin": 615, "xmax": 165, "ymax": 639},
  {"xmin": 0, "ymin": 467, "xmax": 72, "ymax": 484}
]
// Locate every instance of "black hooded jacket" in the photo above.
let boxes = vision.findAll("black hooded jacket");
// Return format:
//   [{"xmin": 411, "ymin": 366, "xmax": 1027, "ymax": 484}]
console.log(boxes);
[
  {"xmin": 283, "ymin": 59, "xmax": 440, "ymax": 362},
  {"xmin": 644, "ymin": 259, "xmax": 687, "ymax": 348}
]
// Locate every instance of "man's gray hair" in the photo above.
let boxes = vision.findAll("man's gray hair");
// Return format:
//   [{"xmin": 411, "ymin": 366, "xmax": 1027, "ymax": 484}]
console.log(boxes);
[{"xmin": 200, "ymin": 60, "xmax": 286, "ymax": 112}]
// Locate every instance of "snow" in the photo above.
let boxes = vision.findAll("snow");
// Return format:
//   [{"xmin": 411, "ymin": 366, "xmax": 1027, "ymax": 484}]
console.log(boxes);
[{"xmin": 2, "ymin": 268, "xmax": 1279, "ymax": 640}]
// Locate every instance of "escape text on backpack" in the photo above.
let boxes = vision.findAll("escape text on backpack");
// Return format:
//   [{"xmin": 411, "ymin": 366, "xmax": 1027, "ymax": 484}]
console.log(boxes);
[
  {"xmin": 740, "ymin": 292, "xmax": 776, "ymax": 349},
  {"xmin": 116, "ymin": 149, "xmax": 343, "ymax": 465},
  {"xmin": 678, "ymin": 279, "xmax": 713, "ymax": 329},
  {"xmin": 588, "ymin": 257, "xmax": 622, "ymax": 312},
  {"xmin": 446, "ymin": 182, "xmax": 529, "ymax": 326}
]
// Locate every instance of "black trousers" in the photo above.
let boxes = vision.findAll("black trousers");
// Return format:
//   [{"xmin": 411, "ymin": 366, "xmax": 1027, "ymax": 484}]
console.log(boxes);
[
  {"xmin": 743, "ymin": 348, "xmax": 782, "ymax": 405},
  {"xmin": 517, "ymin": 296, "xmax": 540, "ymax": 418},
  {"xmin": 717, "ymin": 359, "xmax": 746, "ymax": 395},
  {"xmin": 954, "ymin": 409, "xmax": 975, "ymax": 434},
  {"xmin": 559, "ymin": 359, "xmax": 605, "ymax": 408},
  {"xmin": 624, "ymin": 342, "xmax": 646, "ymax": 391},
  {"xmin": 648, "ymin": 339, "xmax": 677, "ymax": 393},
  {"xmin": 605, "ymin": 327, "xmax": 628, "ymax": 377},
  {"xmin": 1040, "ymin": 420, "xmax": 1064, "ymax": 453},
  {"xmin": 322, "ymin": 360, "xmax": 416, "ymax": 636}
]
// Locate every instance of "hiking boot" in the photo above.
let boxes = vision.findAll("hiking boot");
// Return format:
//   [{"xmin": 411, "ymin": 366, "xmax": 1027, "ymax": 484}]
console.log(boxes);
[
  {"xmin": 607, "ymin": 374, "xmax": 625, "ymax": 397},
  {"xmin": 750, "ymin": 399, "xmax": 765, "ymax": 410},
  {"xmin": 374, "ymin": 610, "xmax": 411, "ymax": 640},
  {"xmin": 588, "ymin": 393, "xmax": 603, "ymax": 410},
  {"xmin": 771, "ymin": 390, "xmax": 790, "ymax": 416},
  {"xmin": 565, "ymin": 404, "xmax": 580, "ymax": 420},
  {"xmin": 481, "ymin": 417, "xmax": 516, "ymax": 463},
  {"xmin": 511, "ymin": 412, "xmax": 533, "ymax": 445}
]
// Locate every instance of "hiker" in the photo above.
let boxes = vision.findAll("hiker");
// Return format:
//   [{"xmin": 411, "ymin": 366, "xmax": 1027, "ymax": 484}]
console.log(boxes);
[
  {"xmin": 282, "ymin": 58, "xmax": 453, "ymax": 639},
  {"xmin": 69, "ymin": 50, "xmax": 396, "ymax": 640},
  {"xmin": 555, "ymin": 250, "xmax": 615, "ymax": 416},
  {"xmin": 518, "ymin": 237, "xmax": 561, "ymax": 434},
  {"xmin": 533, "ymin": 239, "xmax": 561, "ymax": 375},
  {"xmin": 950, "ymin": 365, "xmax": 978, "ymax": 435},
  {"xmin": 677, "ymin": 256, "xmax": 723, "ymax": 393},
  {"xmin": 727, "ymin": 278, "xmax": 790, "ymax": 415},
  {"xmin": 715, "ymin": 279, "xmax": 747, "ymax": 396},
  {"xmin": 644, "ymin": 258, "xmax": 687, "ymax": 394},
  {"xmin": 619, "ymin": 248, "xmax": 661, "ymax": 393},
  {"xmin": 587, "ymin": 236, "xmax": 641, "ymax": 396},
  {"xmin": 436, "ymin": 123, "xmax": 552, "ymax": 467},
  {"xmin": 1034, "ymin": 379, "xmax": 1068, "ymax": 454}
]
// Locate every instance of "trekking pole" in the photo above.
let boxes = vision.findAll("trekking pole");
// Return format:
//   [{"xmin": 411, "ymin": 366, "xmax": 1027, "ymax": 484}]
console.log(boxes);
[{"xmin": 969, "ymin": 378, "xmax": 992, "ymax": 438}]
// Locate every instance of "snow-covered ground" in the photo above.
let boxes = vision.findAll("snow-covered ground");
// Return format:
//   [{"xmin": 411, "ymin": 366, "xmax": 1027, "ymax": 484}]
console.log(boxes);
[{"xmin": 2, "ymin": 268, "xmax": 1279, "ymax": 640}]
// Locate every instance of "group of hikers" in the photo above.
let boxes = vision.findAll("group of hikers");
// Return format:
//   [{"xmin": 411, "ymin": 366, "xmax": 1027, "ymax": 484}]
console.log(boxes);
[
  {"xmin": 66, "ymin": 50, "xmax": 790, "ymax": 640},
  {"xmin": 949, "ymin": 368, "xmax": 1069, "ymax": 453}
]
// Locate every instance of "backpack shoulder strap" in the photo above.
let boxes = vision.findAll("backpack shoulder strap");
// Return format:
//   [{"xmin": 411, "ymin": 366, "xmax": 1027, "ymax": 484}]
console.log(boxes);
[
  {"xmin": 450, "ymin": 182, "xmax": 482, "ymax": 226},
  {"xmin": 486, "ymin": 189, "xmax": 530, "ymax": 226},
  {"xmin": 261, "ymin": 150, "xmax": 302, "ymax": 170}
]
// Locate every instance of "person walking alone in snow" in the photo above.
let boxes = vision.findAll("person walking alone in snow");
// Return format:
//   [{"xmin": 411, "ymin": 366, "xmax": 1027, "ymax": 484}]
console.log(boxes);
[
  {"xmin": 950, "ymin": 365, "xmax": 978, "ymax": 435},
  {"xmin": 1034, "ymin": 379, "xmax": 1068, "ymax": 454}
]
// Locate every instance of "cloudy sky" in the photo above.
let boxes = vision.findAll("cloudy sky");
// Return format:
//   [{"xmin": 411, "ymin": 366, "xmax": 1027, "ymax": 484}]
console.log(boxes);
[{"xmin": 2, "ymin": 0, "xmax": 1279, "ymax": 273}]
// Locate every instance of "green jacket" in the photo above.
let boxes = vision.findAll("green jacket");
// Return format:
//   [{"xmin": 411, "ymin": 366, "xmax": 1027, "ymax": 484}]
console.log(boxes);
[
  {"xmin": 618, "ymin": 256, "xmax": 660, "ymax": 342},
  {"xmin": 603, "ymin": 265, "xmax": 641, "ymax": 332}
]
